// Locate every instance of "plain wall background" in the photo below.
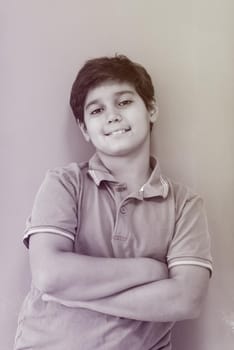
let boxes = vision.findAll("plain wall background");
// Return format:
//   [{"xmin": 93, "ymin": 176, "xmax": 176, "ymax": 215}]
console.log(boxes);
[{"xmin": 1, "ymin": 1, "xmax": 233, "ymax": 349}]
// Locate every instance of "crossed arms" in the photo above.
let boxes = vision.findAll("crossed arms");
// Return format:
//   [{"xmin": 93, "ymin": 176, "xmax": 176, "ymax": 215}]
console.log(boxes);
[{"xmin": 29, "ymin": 233, "xmax": 210, "ymax": 322}]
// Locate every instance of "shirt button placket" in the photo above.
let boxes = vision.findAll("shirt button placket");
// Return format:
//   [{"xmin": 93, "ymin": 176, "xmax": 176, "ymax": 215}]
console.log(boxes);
[{"xmin": 113, "ymin": 202, "xmax": 129, "ymax": 243}]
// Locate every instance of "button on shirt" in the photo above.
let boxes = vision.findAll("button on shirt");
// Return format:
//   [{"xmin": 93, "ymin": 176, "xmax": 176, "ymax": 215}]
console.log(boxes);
[
  {"xmin": 120, "ymin": 206, "xmax": 127, "ymax": 214},
  {"xmin": 15, "ymin": 153, "xmax": 212, "ymax": 350}
]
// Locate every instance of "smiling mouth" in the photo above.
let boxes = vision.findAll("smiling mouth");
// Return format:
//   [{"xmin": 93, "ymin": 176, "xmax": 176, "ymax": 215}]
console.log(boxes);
[{"xmin": 105, "ymin": 127, "xmax": 131, "ymax": 136}]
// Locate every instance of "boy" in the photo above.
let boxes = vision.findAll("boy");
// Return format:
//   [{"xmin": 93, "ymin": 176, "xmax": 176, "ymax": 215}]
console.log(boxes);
[{"xmin": 15, "ymin": 55, "xmax": 212, "ymax": 349}]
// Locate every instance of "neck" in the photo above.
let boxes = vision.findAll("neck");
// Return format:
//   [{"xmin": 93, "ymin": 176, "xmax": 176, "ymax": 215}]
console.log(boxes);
[{"xmin": 97, "ymin": 147, "xmax": 152, "ymax": 192}]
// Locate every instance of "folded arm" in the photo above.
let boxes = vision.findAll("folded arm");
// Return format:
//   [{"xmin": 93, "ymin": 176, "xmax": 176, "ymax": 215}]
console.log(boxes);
[
  {"xmin": 29, "ymin": 233, "xmax": 168, "ymax": 301},
  {"xmin": 48, "ymin": 264, "xmax": 210, "ymax": 322},
  {"xmin": 30, "ymin": 233, "xmax": 209, "ymax": 323}
]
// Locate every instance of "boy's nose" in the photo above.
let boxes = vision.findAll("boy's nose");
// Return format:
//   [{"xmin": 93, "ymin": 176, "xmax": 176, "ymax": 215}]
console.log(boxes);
[{"xmin": 106, "ymin": 111, "xmax": 122, "ymax": 124}]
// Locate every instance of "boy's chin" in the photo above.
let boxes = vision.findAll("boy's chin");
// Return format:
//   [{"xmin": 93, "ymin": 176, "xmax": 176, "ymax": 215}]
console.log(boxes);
[{"xmin": 97, "ymin": 145, "xmax": 143, "ymax": 158}]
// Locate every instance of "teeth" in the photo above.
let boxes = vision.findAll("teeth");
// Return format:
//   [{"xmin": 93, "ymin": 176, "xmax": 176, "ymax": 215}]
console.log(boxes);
[
  {"xmin": 112, "ymin": 129, "xmax": 126, "ymax": 135},
  {"xmin": 107, "ymin": 128, "xmax": 130, "ymax": 136}
]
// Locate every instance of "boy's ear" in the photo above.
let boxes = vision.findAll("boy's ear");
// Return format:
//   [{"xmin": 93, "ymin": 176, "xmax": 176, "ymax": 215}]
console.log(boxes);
[
  {"xmin": 79, "ymin": 122, "xmax": 90, "ymax": 142},
  {"xmin": 149, "ymin": 101, "xmax": 159, "ymax": 123}
]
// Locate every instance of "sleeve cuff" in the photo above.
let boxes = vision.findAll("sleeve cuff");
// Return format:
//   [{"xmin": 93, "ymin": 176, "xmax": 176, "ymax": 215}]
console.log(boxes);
[
  {"xmin": 168, "ymin": 258, "xmax": 213, "ymax": 277},
  {"xmin": 23, "ymin": 226, "xmax": 75, "ymax": 248}
]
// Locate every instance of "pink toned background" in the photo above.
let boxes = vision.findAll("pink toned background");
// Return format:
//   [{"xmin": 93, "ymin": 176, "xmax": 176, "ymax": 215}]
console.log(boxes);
[{"xmin": 1, "ymin": 1, "xmax": 233, "ymax": 349}]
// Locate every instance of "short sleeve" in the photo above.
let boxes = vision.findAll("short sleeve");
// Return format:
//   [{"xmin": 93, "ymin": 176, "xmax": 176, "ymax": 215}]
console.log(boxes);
[
  {"xmin": 23, "ymin": 165, "xmax": 79, "ymax": 248},
  {"xmin": 167, "ymin": 190, "xmax": 213, "ymax": 275}
]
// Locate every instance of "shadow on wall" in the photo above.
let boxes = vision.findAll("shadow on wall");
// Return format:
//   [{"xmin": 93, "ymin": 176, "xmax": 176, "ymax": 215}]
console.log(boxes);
[{"xmin": 65, "ymin": 108, "xmax": 94, "ymax": 163}]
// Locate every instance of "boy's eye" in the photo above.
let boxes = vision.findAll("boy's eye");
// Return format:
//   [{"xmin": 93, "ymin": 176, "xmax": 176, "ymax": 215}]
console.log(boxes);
[
  {"xmin": 119, "ymin": 100, "xmax": 132, "ymax": 107},
  {"xmin": 90, "ymin": 107, "xmax": 104, "ymax": 115}
]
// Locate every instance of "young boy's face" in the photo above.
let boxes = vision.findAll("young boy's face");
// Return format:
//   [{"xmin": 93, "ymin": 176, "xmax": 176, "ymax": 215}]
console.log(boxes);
[{"xmin": 81, "ymin": 81, "xmax": 157, "ymax": 158}]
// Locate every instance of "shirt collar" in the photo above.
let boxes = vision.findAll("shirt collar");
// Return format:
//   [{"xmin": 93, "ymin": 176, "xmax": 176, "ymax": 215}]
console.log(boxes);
[
  {"xmin": 140, "ymin": 157, "xmax": 169, "ymax": 199},
  {"xmin": 88, "ymin": 153, "xmax": 169, "ymax": 199}
]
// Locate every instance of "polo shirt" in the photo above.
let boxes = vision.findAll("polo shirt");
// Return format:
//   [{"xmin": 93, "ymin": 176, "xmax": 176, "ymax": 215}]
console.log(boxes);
[{"xmin": 15, "ymin": 153, "xmax": 212, "ymax": 350}]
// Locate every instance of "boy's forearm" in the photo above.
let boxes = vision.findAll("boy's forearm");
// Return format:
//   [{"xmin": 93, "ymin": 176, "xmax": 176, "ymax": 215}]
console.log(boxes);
[
  {"xmin": 40, "ymin": 252, "xmax": 168, "ymax": 301},
  {"xmin": 71, "ymin": 279, "xmax": 188, "ymax": 322},
  {"xmin": 46, "ymin": 266, "xmax": 209, "ymax": 323},
  {"xmin": 46, "ymin": 278, "xmax": 197, "ymax": 323}
]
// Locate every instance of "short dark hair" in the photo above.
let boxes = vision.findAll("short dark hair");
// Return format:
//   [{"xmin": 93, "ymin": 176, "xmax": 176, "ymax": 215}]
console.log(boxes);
[{"xmin": 70, "ymin": 54, "xmax": 155, "ymax": 125}]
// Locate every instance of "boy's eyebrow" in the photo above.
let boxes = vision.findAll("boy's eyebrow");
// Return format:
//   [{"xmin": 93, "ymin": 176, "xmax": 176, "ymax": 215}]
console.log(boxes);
[
  {"xmin": 85, "ymin": 90, "xmax": 135, "ymax": 110},
  {"xmin": 85, "ymin": 99, "xmax": 100, "ymax": 111}
]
